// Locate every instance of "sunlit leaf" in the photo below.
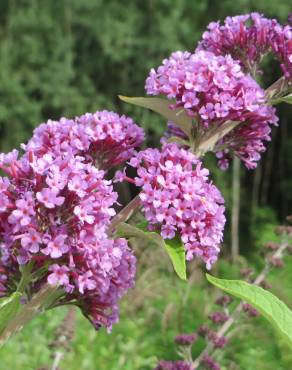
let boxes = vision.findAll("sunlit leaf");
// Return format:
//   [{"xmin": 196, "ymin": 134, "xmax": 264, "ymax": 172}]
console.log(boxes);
[
  {"xmin": 206, "ymin": 274, "xmax": 292, "ymax": 350},
  {"xmin": 164, "ymin": 236, "xmax": 187, "ymax": 280}
]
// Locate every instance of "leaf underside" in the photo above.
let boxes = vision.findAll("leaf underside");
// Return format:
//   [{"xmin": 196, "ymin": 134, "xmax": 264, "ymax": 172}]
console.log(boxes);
[{"xmin": 119, "ymin": 95, "xmax": 192, "ymax": 138}]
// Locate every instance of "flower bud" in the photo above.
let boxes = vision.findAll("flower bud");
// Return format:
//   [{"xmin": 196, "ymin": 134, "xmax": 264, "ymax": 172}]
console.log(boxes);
[
  {"xmin": 175, "ymin": 333, "xmax": 197, "ymax": 346},
  {"xmin": 202, "ymin": 354, "xmax": 221, "ymax": 370},
  {"xmin": 208, "ymin": 311, "xmax": 229, "ymax": 324},
  {"xmin": 242, "ymin": 303, "xmax": 259, "ymax": 317}
]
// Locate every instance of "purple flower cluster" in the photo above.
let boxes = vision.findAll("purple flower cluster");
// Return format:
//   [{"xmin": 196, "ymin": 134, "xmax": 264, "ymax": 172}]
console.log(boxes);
[
  {"xmin": 25, "ymin": 110, "xmax": 145, "ymax": 170},
  {"xmin": 208, "ymin": 311, "xmax": 229, "ymax": 324},
  {"xmin": 264, "ymin": 242, "xmax": 279, "ymax": 251},
  {"xmin": 154, "ymin": 360, "xmax": 191, "ymax": 370},
  {"xmin": 198, "ymin": 325, "xmax": 228, "ymax": 349},
  {"xmin": 0, "ymin": 110, "xmax": 144, "ymax": 330},
  {"xmin": 240, "ymin": 268, "xmax": 254, "ymax": 279},
  {"xmin": 198, "ymin": 13, "xmax": 292, "ymax": 79},
  {"xmin": 202, "ymin": 354, "xmax": 221, "ymax": 370},
  {"xmin": 174, "ymin": 333, "xmax": 197, "ymax": 346},
  {"xmin": 242, "ymin": 303, "xmax": 259, "ymax": 317},
  {"xmin": 269, "ymin": 256, "xmax": 284, "ymax": 268},
  {"xmin": 215, "ymin": 295, "xmax": 233, "ymax": 306},
  {"xmin": 126, "ymin": 143, "xmax": 226, "ymax": 269},
  {"xmin": 145, "ymin": 49, "xmax": 278, "ymax": 169},
  {"xmin": 146, "ymin": 50, "xmax": 268, "ymax": 125}
]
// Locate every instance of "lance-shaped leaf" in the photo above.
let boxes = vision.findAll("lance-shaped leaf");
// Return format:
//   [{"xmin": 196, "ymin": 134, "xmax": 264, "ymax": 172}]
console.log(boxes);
[
  {"xmin": 206, "ymin": 274, "xmax": 292, "ymax": 350},
  {"xmin": 276, "ymin": 93, "xmax": 292, "ymax": 105},
  {"xmin": 119, "ymin": 96, "xmax": 192, "ymax": 137},
  {"xmin": 0, "ymin": 292, "xmax": 22, "ymax": 335},
  {"xmin": 265, "ymin": 76, "xmax": 290, "ymax": 100},
  {"xmin": 117, "ymin": 222, "xmax": 186, "ymax": 280},
  {"xmin": 164, "ymin": 236, "xmax": 187, "ymax": 281},
  {"xmin": 167, "ymin": 136, "xmax": 191, "ymax": 147}
]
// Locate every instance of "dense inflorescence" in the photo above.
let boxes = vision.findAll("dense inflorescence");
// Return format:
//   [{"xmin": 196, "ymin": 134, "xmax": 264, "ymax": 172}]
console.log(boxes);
[
  {"xmin": 145, "ymin": 49, "xmax": 278, "ymax": 169},
  {"xmin": 0, "ymin": 109, "xmax": 145, "ymax": 330},
  {"xmin": 0, "ymin": 111, "xmax": 142, "ymax": 331},
  {"xmin": 123, "ymin": 143, "xmax": 226, "ymax": 269},
  {"xmin": 25, "ymin": 110, "xmax": 145, "ymax": 171},
  {"xmin": 197, "ymin": 13, "xmax": 292, "ymax": 79}
]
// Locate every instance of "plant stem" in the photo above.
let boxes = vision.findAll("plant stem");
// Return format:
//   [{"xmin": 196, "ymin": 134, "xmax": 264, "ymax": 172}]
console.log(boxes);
[{"xmin": 51, "ymin": 351, "xmax": 63, "ymax": 370}]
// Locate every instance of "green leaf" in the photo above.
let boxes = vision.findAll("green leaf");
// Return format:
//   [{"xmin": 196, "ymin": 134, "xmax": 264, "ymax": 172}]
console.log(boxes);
[
  {"xmin": 119, "ymin": 96, "xmax": 242, "ymax": 156},
  {"xmin": 0, "ymin": 292, "xmax": 22, "ymax": 334},
  {"xmin": 278, "ymin": 93, "xmax": 292, "ymax": 104},
  {"xmin": 117, "ymin": 222, "xmax": 162, "ymax": 246},
  {"xmin": 167, "ymin": 136, "xmax": 191, "ymax": 147},
  {"xmin": 164, "ymin": 236, "xmax": 187, "ymax": 280},
  {"xmin": 270, "ymin": 93, "xmax": 292, "ymax": 105},
  {"xmin": 206, "ymin": 274, "xmax": 292, "ymax": 350},
  {"xmin": 117, "ymin": 222, "xmax": 186, "ymax": 280},
  {"xmin": 118, "ymin": 96, "xmax": 192, "ymax": 137}
]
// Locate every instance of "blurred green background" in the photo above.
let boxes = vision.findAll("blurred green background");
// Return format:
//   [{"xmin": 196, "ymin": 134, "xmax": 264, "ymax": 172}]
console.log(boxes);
[{"xmin": 0, "ymin": 0, "xmax": 291, "ymax": 369}]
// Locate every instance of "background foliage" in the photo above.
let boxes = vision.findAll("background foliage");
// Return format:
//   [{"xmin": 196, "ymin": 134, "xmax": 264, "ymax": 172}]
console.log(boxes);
[{"xmin": 0, "ymin": 0, "xmax": 291, "ymax": 369}]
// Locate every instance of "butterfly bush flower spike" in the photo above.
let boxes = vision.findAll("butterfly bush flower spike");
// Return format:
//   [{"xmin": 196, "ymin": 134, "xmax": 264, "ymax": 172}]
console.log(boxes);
[
  {"xmin": 0, "ymin": 137, "xmax": 137, "ymax": 331},
  {"xmin": 197, "ymin": 12, "xmax": 292, "ymax": 79},
  {"xmin": 146, "ymin": 49, "xmax": 278, "ymax": 169},
  {"xmin": 123, "ymin": 143, "xmax": 226, "ymax": 269},
  {"xmin": 25, "ymin": 110, "xmax": 145, "ymax": 170}
]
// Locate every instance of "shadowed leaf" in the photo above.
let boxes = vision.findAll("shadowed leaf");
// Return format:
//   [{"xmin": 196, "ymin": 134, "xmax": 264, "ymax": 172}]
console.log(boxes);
[
  {"xmin": 0, "ymin": 293, "xmax": 22, "ymax": 334},
  {"xmin": 119, "ymin": 96, "xmax": 192, "ymax": 137},
  {"xmin": 117, "ymin": 222, "xmax": 186, "ymax": 280}
]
